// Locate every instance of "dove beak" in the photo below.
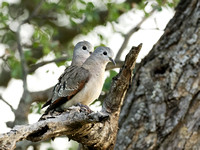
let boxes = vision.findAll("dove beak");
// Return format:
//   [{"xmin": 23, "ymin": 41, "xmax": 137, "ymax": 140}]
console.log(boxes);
[
  {"xmin": 109, "ymin": 57, "xmax": 116, "ymax": 66},
  {"xmin": 89, "ymin": 52, "xmax": 92, "ymax": 55}
]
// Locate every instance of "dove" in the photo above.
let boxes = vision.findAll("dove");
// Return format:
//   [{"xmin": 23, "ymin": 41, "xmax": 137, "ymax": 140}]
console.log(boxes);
[
  {"xmin": 40, "ymin": 41, "xmax": 93, "ymax": 111},
  {"xmin": 42, "ymin": 46, "xmax": 115, "ymax": 115}
]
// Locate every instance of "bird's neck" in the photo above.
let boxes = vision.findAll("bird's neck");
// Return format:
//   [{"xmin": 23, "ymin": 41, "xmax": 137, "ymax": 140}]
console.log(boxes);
[
  {"xmin": 82, "ymin": 57, "xmax": 106, "ymax": 74},
  {"xmin": 71, "ymin": 55, "xmax": 86, "ymax": 67}
]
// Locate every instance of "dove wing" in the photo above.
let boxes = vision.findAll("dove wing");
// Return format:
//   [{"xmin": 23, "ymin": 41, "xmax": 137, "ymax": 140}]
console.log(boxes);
[{"xmin": 42, "ymin": 66, "xmax": 90, "ymax": 112}]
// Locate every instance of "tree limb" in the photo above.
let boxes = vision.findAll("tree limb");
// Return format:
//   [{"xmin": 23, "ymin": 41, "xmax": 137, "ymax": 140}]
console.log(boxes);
[
  {"xmin": 16, "ymin": 0, "xmax": 45, "ymax": 100},
  {"xmin": 17, "ymin": 23, "xmax": 31, "ymax": 99},
  {"xmin": 0, "ymin": 44, "xmax": 142, "ymax": 150},
  {"xmin": 0, "ymin": 108, "xmax": 105, "ymax": 150},
  {"xmin": 0, "ymin": 95, "xmax": 15, "ymax": 113},
  {"xmin": 10, "ymin": 0, "xmax": 46, "ymax": 128},
  {"xmin": 28, "ymin": 56, "xmax": 69, "ymax": 73},
  {"xmin": 30, "ymin": 87, "xmax": 53, "ymax": 103},
  {"xmin": 103, "ymin": 44, "xmax": 142, "ymax": 113},
  {"xmin": 115, "ymin": 8, "xmax": 156, "ymax": 61},
  {"xmin": 106, "ymin": 60, "xmax": 124, "ymax": 70}
]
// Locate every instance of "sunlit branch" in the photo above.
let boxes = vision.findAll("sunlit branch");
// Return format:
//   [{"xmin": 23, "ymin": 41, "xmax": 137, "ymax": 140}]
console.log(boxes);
[
  {"xmin": 115, "ymin": 8, "xmax": 156, "ymax": 61},
  {"xmin": 16, "ymin": 0, "xmax": 45, "ymax": 96},
  {"xmin": 140, "ymin": 27, "xmax": 163, "ymax": 31},
  {"xmin": 29, "ymin": 56, "xmax": 124, "ymax": 73},
  {"xmin": 9, "ymin": 0, "xmax": 47, "ymax": 129},
  {"xmin": 0, "ymin": 95, "xmax": 15, "ymax": 113},
  {"xmin": 106, "ymin": 61, "xmax": 124, "ymax": 70},
  {"xmin": 16, "ymin": 24, "xmax": 29, "ymax": 94},
  {"xmin": 33, "ymin": 15, "xmax": 57, "ymax": 21},
  {"xmin": 27, "ymin": 0, "xmax": 45, "ymax": 21},
  {"xmin": 29, "ymin": 56, "xmax": 69, "ymax": 73}
]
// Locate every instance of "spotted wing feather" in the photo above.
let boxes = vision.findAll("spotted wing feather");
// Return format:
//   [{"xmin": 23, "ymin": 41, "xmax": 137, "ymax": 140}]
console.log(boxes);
[{"xmin": 43, "ymin": 66, "xmax": 90, "ymax": 113}]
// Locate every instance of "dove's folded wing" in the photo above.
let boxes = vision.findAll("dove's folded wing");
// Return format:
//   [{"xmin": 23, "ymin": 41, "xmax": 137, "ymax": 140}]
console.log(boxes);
[{"xmin": 43, "ymin": 66, "xmax": 90, "ymax": 113}]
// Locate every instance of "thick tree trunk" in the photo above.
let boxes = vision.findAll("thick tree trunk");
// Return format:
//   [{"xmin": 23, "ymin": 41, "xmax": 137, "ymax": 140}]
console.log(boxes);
[{"xmin": 115, "ymin": 0, "xmax": 200, "ymax": 149}]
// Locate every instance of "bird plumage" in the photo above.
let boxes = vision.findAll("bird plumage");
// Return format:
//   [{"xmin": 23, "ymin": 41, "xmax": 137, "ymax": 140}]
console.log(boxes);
[
  {"xmin": 43, "ymin": 66, "xmax": 90, "ymax": 113},
  {"xmin": 39, "ymin": 41, "xmax": 93, "ymax": 119},
  {"xmin": 40, "ymin": 46, "xmax": 114, "ymax": 120}
]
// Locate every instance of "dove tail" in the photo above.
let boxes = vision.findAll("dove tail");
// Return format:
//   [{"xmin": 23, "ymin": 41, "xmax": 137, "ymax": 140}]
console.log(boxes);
[{"xmin": 41, "ymin": 99, "xmax": 52, "ymax": 109}]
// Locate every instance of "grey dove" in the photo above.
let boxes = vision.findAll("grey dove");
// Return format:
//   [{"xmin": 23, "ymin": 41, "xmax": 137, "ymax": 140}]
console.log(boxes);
[
  {"xmin": 41, "ymin": 46, "xmax": 115, "ymax": 115},
  {"xmin": 56, "ymin": 41, "xmax": 93, "ymax": 82},
  {"xmin": 40, "ymin": 41, "xmax": 93, "ymax": 114}
]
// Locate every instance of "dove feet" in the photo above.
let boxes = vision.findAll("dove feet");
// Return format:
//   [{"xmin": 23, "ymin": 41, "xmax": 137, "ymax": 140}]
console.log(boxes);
[{"xmin": 75, "ymin": 102, "xmax": 93, "ymax": 113}]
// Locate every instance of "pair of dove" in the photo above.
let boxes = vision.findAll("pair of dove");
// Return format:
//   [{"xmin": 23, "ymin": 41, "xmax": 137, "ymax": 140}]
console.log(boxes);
[{"xmin": 41, "ymin": 41, "xmax": 115, "ymax": 116}]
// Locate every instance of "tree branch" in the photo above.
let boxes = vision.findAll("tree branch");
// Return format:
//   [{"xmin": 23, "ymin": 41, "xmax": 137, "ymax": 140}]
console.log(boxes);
[
  {"xmin": 103, "ymin": 44, "xmax": 142, "ymax": 113},
  {"xmin": 29, "ymin": 0, "xmax": 45, "ymax": 19},
  {"xmin": 0, "ymin": 95, "xmax": 15, "ymax": 113},
  {"xmin": 0, "ymin": 108, "xmax": 105, "ymax": 150},
  {"xmin": 30, "ymin": 87, "xmax": 53, "ymax": 103},
  {"xmin": 29, "ymin": 58, "xmax": 123, "ymax": 74},
  {"xmin": 115, "ymin": 8, "xmax": 156, "ymax": 61},
  {"xmin": 17, "ymin": 23, "xmax": 30, "ymax": 94},
  {"xmin": 9, "ymin": 0, "xmax": 46, "ymax": 128},
  {"xmin": 28, "ymin": 56, "xmax": 69, "ymax": 73},
  {"xmin": 16, "ymin": 0, "xmax": 45, "ymax": 103},
  {"xmin": 106, "ymin": 60, "xmax": 124, "ymax": 70},
  {"xmin": 0, "ymin": 44, "xmax": 142, "ymax": 150}
]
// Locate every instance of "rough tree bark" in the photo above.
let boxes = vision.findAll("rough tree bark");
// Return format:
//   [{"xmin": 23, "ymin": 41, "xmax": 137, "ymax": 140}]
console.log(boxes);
[
  {"xmin": 0, "ymin": 44, "xmax": 142, "ymax": 150},
  {"xmin": 116, "ymin": 0, "xmax": 200, "ymax": 149}
]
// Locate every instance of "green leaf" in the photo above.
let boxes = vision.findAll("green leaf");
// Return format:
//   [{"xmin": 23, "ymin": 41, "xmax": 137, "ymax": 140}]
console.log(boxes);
[
  {"xmin": 55, "ymin": 61, "xmax": 66, "ymax": 67},
  {"xmin": 103, "ymin": 70, "xmax": 118, "ymax": 92},
  {"xmin": 43, "ymin": 46, "xmax": 51, "ymax": 55},
  {"xmin": 156, "ymin": 0, "xmax": 162, "ymax": 6},
  {"xmin": 7, "ymin": 56, "xmax": 22, "ymax": 79},
  {"xmin": 157, "ymin": 6, "xmax": 162, "ymax": 11},
  {"xmin": 98, "ymin": 34, "xmax": 104, "ymax": 41},
  {"xmin": 79, "ymin": 0, "xmax": 86, "ymax": 5},
  {"xmin": 1, "ymin": 31, "xmax": 16, "ymax": 44},
  {"xmin": 137, "ymin": 0, "xmax": 148, "ymax": 10},
  {"xmin": 30, "ymin": 102, "xmax": 43, "ymax": 114},
  {"xmin": 87, "ymin": 2, "xmax": 94, "ymax": 10},
  {"xmin": 1, "ymin": 2, "xmax": 9, "ymax": 8}
]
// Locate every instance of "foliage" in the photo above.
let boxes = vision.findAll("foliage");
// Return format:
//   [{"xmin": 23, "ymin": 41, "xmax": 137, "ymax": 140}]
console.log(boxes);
[
  {"xmin": 103, "ymin": 70, "xmax": 118, "ymax": 92},
  {"xmin": 137, "ymin": 0, "xmax": 179, "ymax": 16},
  {"xmin": 0, "ymin": 0, "xmax": 179, "ymax": 81}
]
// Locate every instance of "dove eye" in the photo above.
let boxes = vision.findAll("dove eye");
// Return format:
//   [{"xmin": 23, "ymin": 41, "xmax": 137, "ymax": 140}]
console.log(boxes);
[
  {"xmin": 103, "ymin": 51, "xmax": 107, "ymax": 55},
  {"xmin": 82, "ymin": 46, "xmax": 87, "ymax": 50}
]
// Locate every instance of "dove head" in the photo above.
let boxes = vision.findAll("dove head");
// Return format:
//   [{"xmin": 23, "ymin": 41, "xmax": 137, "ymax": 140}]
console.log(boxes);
[
  {"xmin": 92, "ymin": 46, "xmax": 115, "ymax": 65},
  {"xmin": 72, "ymin": 41, "xmax": 93, "ymax": 66}
]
